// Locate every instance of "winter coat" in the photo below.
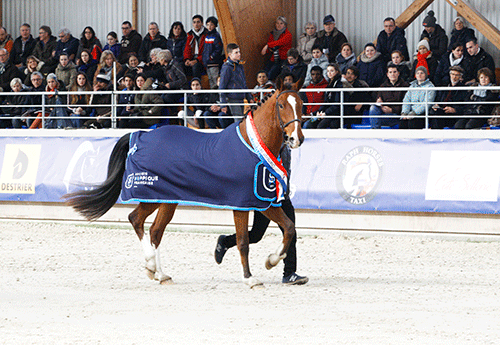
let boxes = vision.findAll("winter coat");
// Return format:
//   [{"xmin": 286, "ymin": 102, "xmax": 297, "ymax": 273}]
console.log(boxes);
[
  {"xmin": 0, "ymin": 62, "xmax": 23, "ymax": 92},
  {"xmin": 468, "ymin": 48, "xmax": 496, "ymax": 84},
  {"xmin": 433, "ymin": 80, "xmax": 468, "ymax": 114},
  {"xmin": 420, "ymin": 25, "xmax": 448, "ymax": 61},
  {"xmin": 219, "ymin": 58, "xmax": 250, "ymax": 103},
  {"xmin": 54, "ymin": 35, "xmax": 80, "ymax": 60},
  {"xmin": 464, "ymin": 88, "xmax": 498, "ymax": 116},
  {"xmin": 202, "ymin": 29, "xmax": 224, "ymax": 68},
  {"xmin": 302, "ymin": 77, "xmax": 328, "ymax": 114},
  {"xmin": 279, "ymin": 58, "xmax": 308, "ymax": 83},
  {"xmin": 3, "ymin": 88, "xmax": 30, "ymax": 116},
  {"xmin": 304, "ymin": 54, "xmax": 330, "ymax": 86},
  {"xmin": 142, "ymin": 59, "xmax": 187, "ymax": 89},
  {"xmin": 434, "ymin": 52, "xmax": 473, "ymax": 86},
  {"xmin": 184, "ymin": 28, "xmax": 208, "ymax": 63},
  {"xmin": 138, "ymin": 33, "xmax": 168, "ymax": 63},
  {"xmin": 133, "ymin": 78, "xmax": 164, "ymax": 125},
  {"xmin": 448, "ymin": 27, "xmax": 476, "ymax": 52},
  {"xmin": 388, "ymin": 61, "xmax": 412, "ymax": 82},
  {"xmin": 410, "ymin": 52, "xmax": 439, "ymax": 83},
  {"xmin": 103, "ymin": 43, "xmax": 121, "ymax": 61},
  {"xmin": 357, "ymin": 51, "xmax": 385, "ymax": 87},
  {"xmin": 266, "ymin": 28, "xmax": 293, "ymax": 62},
  {"xmin": 376, "ymin": 26, "xmax": 409, "ymax": 62},
  {"xmin": 344, "ymin": 78, "xmax": 372, "ymax": 115},
  {"xmin": 55, "ymin": 62, "xmax": 78, "ymax": 88},
  {"xmin": 297, "ymin": 32, "xmax": 317, "ymax": 64},
  {"xmin": 336, "ymin": 52, "xmax": 356, "ymax": 75},
  {"xmin": 76, "ymin": 37, "xmax": 102, "ymax": 63},
  {"xmin": 318, "ymin": 74, "xmax": 343, "ymax": 115},
  {"xmin": 77, "ymin": 60, "xmax": 98, "ymax": 86},
  {"xmin": 316, "ymin": 28, "xmax": 348, "ymax": 63},
  {"xmin": 166, "ymin": 34, "xmax": 187, "ymax": 64},
  {"xmin": 375, "ymin": 77, "xmax": 409, "ymax": 114},
  {"xmin": 401, "ymin": 79, "xmax": 436, "ymax": 115},
  {"xmin": 10, "ymin": 35, "xmax": 36, "ymax": 66},
  {"xmin": 32, "ymin": 36, "xmax": 58, "ymax": 70},
  {"xmin": 118, "ymin": 30, "xmax": 142, "ymax": 64}
]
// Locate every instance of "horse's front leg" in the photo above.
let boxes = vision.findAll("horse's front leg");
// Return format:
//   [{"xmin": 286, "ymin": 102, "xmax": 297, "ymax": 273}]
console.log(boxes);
[
  {"xmin": 149, "ymin": 203, "xmax": 177, "ymax": 284},
  {"xmin": 261, "ymin": 206, "xmax": 295, "ymax": 270},
  {"xmin": 233, "ymin": 210, "xmax": 263, "ymax": 288}
]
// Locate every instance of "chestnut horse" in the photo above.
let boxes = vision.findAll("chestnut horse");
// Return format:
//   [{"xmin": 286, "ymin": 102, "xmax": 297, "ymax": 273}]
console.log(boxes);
[{"xmin": 65, "ymin": 79, "xmax": 304, "ymax": 288}]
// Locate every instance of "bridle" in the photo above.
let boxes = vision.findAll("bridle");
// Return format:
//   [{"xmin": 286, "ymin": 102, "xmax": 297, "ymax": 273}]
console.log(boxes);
[{"xmin": 275, "ymin": 89, "xmax": 302, "ymax": 139}]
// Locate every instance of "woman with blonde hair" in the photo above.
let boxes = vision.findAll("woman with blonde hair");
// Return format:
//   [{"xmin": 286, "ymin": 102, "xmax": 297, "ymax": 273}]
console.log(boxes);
[{"xmin": 93, "ymin": 50, "xmax": 122, "ymax": 86}]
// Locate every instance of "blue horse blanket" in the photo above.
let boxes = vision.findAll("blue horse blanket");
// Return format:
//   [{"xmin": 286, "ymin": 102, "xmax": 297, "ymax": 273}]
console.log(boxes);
[{"xmin": 120, "ymin": 122, "xmax": 281, "ymax": 211}]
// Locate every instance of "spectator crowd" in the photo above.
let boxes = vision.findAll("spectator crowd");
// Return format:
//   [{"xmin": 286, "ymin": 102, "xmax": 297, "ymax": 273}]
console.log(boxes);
[{"xmin": 0, "ymin": 10, "xmax": 498, "ymax": 129}]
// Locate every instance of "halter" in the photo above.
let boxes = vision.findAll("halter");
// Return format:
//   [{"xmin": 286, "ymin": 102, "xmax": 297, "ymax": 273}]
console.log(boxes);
[{"xmin": 275, "ymin": 89, "xmax": 301, "ymax": 132}]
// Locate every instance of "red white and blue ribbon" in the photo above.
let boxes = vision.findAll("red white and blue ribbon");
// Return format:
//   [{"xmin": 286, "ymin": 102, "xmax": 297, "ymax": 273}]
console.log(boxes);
[{"xmin": 246, "ymin": 112, "xmax": 288, "ymax": 201}]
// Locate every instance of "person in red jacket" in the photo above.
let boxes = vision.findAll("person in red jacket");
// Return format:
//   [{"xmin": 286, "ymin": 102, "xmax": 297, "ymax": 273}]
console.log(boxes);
[
  {"xmin": 261, "ymin": 16, "xmax": 292, "ymax": 81},
  {"xmin": 301, "ymin": 65, "xmax": 328, "ymax": 118},
  {"xmin": 183, "ymin": 14, "xmax": 208, "ymax": 79}
]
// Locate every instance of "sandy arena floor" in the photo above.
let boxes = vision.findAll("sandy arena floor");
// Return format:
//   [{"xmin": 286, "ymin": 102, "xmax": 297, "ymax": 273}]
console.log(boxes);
[{"xmin": 1, "ymin": 221, "xmax": 499, "ymax": 344}]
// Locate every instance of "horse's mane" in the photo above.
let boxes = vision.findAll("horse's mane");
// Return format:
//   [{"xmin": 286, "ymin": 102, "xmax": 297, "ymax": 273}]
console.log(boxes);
[{"xmin": 247, "ymin": 83, "xmax": 296, "ymax": 116}]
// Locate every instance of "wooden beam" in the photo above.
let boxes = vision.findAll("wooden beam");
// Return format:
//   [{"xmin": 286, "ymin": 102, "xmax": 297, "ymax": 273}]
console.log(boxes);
[
  {"xmin": 394, "ymin": 0, "xmax": 435, "ymax": 29},
  {"xmin": 0, "ymin": 0, "xmax": 3, "ymax": 28},
  {"xmin": 445, "ymin": 0, "xmax": 500, "ymax": 51},
  {"xmin": 132, "ymin": 0, "xmax": 138, "ymax": 31}
]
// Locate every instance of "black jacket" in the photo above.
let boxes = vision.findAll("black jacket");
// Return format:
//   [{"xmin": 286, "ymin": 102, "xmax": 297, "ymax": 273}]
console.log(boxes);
[
  {"xmin": 376, "ymin": 26, "xmax": 409, "ymax": 62},
  {"xmin": 10, "ymin": 35, "xmax": 37, "ymax": 66},
  {"xmin": 119, "ymin": 30, "xmax": 142, "ymax": 64},
  {"xmin": 420, "ymin": 24, "xmax": 448, "ymax": 61},
  {"xmin": 138, "ymin": 33, "xmax": 168, "ymax": 63},
  {"xmin": 468, "ymin": 48, "xmax": 496, "ymax": 84},
  {"xmin": 0, "ymin": 62, "xmax": 24, "ymax": 92},
  {"xmin": 434, "ymin": 53, "xmax": 473, "ymax": 86},
  {"xmin": 433, "ymin": 81, "xmax": 468, "ymax": 114}
]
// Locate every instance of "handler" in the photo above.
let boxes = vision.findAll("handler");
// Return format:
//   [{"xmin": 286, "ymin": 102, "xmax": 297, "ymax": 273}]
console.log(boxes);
[{"xmin": 214, "ymin": 145, "xmax": 308, "ymax": 285}]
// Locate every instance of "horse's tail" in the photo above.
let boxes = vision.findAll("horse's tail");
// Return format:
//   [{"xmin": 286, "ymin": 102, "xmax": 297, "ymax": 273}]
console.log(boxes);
[{"xmin": 64, "ymin": 133, "xmax": 131, "ymax": 221}]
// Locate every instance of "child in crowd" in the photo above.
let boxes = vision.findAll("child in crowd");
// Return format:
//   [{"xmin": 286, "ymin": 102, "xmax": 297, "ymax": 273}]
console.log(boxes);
[
  {"xmin": 252, "ymin": 70, "xmax": 275, "ymax": 102},
  {"xmin": 303, "ymin": 45, "xmax": 329, "ymax": 86},
  {"xmin": 103, "ymin": 31, "xmax": 121, "ymax": 59},
  {"xmin": 177, "ymin": 77, "xmax": 208, "ymax": 129},
  {"xmin": 388, "ymin": 50, "xmax": 411, "ymax": 82}
]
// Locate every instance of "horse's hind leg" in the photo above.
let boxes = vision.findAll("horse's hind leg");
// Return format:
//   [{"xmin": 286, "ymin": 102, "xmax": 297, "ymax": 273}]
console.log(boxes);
[
  {"xmin": 260, "ymin": 206, "xmax": 296, "ymax": 270},
  {"xmin": 129, "ymin": 202, "xmax": 160, "ymax": 278},
  {"xmin": 148, "ymin": 203, "xmax": 177, "ymax": 284}
]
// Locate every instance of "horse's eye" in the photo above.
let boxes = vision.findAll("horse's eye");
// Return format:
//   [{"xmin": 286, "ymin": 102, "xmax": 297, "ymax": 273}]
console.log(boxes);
[{"xmin": 279, "ymin": 103, "xmax": 285, "ymax": 109}]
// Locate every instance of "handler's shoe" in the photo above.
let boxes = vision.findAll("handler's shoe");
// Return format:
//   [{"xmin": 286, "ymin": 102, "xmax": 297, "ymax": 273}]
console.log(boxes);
[
  {"xmin": 282, "ymin": 272, "xmax": 309, "ymax": 285},
  {"xmin": 214, "ymin": 235, "xmax": 228, "ymax": 264}
]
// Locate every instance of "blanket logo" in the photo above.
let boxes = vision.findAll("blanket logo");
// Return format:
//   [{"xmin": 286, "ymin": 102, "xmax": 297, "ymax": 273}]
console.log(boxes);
[
  {"xmin": 124, "ymin": 171, "xmax": 159, "ymax": 189},
  {"xmin": 254, "ymin": 163, "xmax": 278, "ymax": 201},
  {"xmin": 336, "ymin": 146, "xmax": 384, "ymax": 205}
]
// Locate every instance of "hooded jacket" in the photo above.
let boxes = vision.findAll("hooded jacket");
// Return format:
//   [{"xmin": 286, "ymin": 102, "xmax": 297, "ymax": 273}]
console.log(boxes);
[
  {"xmin": 357, "ymin": 51, "xmax": 385, "ymax": 87},
  {"xmin": 420, "ymin": 24, "xmax": 448, "ymax": 61},
  {"xmin": 118, "ymin": 30, "xmax": 142, "ymax": 64},
  {"xmin": 219, "ymin": 58, "xmax": 249, "ymax": 103}
]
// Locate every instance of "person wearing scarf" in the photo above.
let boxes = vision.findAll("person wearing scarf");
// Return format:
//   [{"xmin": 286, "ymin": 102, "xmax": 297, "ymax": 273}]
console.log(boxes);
[
  {"xmin": 434, "ymin": 42, "xmax": 473, "ymax": 86},
  {"xmin": 261, "ymin": 16, "xmax": 292, "ymax": 81},
  {"xmin": 410, "ymin": 39, "xmax": 438, "ymax": 83},
  {"xmin": 183, "ymin": 14, "xmax": 208, "ymax": 79},
  {"xmin": 455, "ymin": 67, "xmax": 498, "ymax": 129}
]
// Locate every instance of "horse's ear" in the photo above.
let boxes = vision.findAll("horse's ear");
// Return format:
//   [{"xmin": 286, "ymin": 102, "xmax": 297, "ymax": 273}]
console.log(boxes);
[
  {"xmin": 293, "ymin": 78, "xmax": 304, "ymax": 91},
  {"xmin": 275, "ymin": 75, "xmax": 284, "ymax": 92}
]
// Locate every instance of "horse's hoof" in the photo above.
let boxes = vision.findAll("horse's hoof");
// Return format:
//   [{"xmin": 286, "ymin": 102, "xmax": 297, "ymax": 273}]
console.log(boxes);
[
  {"xmin": 145, "ymin": 268, "xmax": 155, "ymax": 280},
  {"xmin": 265, "ymin": 254, "xmax": 279, "ymax": 270},
  {"xmin": 243, "ymin": 277, "xmax": 263, "ymax": 288},
  {"xmin": 159, "ymin": 277, "xmax": 173, "ymax": 285},
  {"xmin": 155, "ymin": 273, "xmax": 172, "ymax": 283}
]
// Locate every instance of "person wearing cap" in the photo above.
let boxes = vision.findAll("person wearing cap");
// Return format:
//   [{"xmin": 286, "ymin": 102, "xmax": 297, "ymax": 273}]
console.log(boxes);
[
  {"xmin": 434, "ymin": 41, "xmax": 473, "ymax": 86},
  {"xmin": 429, "ymin": 65, "xmax": 468, "ymax": 129},
  {"xmin": 400, "ymin": 65, "xmax": 436, "ymax": 129},
  {"xmin": 84, "ymin": 70, "xmax": 113, "ymax": 128},
  {"xmin": 464, "ymin": 37, "xmax": 496, "ymax": 85},
  {"xmin": 202, "ymin": 16, "xmax": 224, "ymax": 89},
  {"xmin": 410, "ymin": 38, "xmax": 438, "ymax": 83},
  {"xmin": 448, "ymin": 16, "xmax": 476, "ymax": 52},
  {"xmin": 376, "ymin": 17, "xmax": 409, "ymax": 63},
  {"xmin": 138, "ymin": 22, "xmax": 168, "ymax": 63},
  {"xmin": 420, "ymin": 11, "xmax": 448, "ymax": 62},
  {"xmin": 316, "ymin": 14, "xmax": 347, "ymax": 64},
  {"xmin": 261, "ymin": 16, "xmax": 292, "ymax": 81}
]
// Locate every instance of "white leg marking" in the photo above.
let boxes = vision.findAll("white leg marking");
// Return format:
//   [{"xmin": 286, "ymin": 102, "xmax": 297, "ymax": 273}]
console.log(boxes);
[
  {"xmin": 286, "ymin": 95, "xmax": 300, "ymax": 148},
  {"xmin": 265, "ymin": 243, "xmax": 287, "ymax": 270},
  {"xmin": 141, "ymin": 233, "xmax": 156, "ymax": 274},
  {"xmin": 154, "ymin": 246, "xmax": 172, "ymax": 283}
]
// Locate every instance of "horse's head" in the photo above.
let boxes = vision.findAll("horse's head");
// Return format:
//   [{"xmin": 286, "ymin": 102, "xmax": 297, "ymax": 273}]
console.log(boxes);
[{"xmin": 274, "ymin": 77, "xmax": 305, "ymax": 149}]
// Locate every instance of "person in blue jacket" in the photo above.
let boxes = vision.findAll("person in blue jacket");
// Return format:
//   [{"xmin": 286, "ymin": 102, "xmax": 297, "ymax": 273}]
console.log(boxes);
[{"xmin": 202, "ymin": 16, "xmax": 224, "ymax": 89}]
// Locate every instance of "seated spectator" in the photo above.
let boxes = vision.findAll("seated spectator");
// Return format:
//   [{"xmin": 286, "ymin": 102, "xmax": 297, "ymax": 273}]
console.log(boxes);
[
  {"xmin": 54, "ymin": 28, "xmax": 79, "ymax": 61},
  {"xmin": 141, "ymin": 48, "xmax": 162, "ymax": 74},
  {"xmin": 120, "ymin": 74, "xmax": 163, "ymax": 128},
  {"xmin": 376, "ymin": 17, "xmax": 409, "ymax": 62},
  {"xmin": 76, "ymin": 49, "xmax": 97, "ymax": 86},
  {"xmin": 203, "ymin": 76, "xmax": 231, "ymax": 129},
  {"xmin": 252, "ymin": 70, "xmax": 275, "ymax": 102},
  {"xmin": 55, "ymin": 52, "xmax": 77, "ymax": 89},
  {"xmin": 455, "ymin": 67, "xmax": 498, "ymax": 129},
  {"xmin": 400, "ymin": 66, "xmax": 436, "ymax": 129},
  {"xmin": 103, "ymin": 31, "xmax": 121, "ymax": 59},
  {"xmin": 117, "ymin": 53, "xmax": 144, "ymax": 86},
  {"xmin": 388, "ymin": 50, "xmax": 411, "ymax": 82},
  {"xmin": 343, "ymin": 65, "xmax": 372, "ymax": 128},
  {"xmin": 3, "ymin": 78, "xmax": 30, "ymax": 129},
  {"xmin": 356, "ymin": 43, "xmax": 385, "ymax": 87},
  {"xmin": 23, "ymin": 71, "xmax": 45, "ymax": 128},
  {"xmin": 369, "ymin": 65, "xmax": 408, "ymax": 129},
  {"xmin": 410, "ymin": 39, "xmax": 438, "ymax": 83},
  {"xmin": 448, "ymin": 16, "xmax": 476, "ymax": 52},
  {"xmin": 281, "ymin": 72, "xmax": 295, "ymax": 85},
  {"xmin": 316, "ymin": 15, "xmax": 348, "ymax": 63},
  {"xmin": 430, "ymin": 66, "xmax": 468, "ymax": 129},
  {"xmin": 184, "ymin": 14, "xmax": 209, "ymax": 79},
  {"xmin": 300, "ymin": 65, "xmax": 328, "ymax": 118},
  {"xmin": 30, "ymin": 73, "xmax": 70, "ymax": 129},
  {"xmin": 0, "ymin": 27, "xmax": 14, "ymax": 53},
  {"xmin": 116, "ymin": 73, "xmax": 136, "ymax": 128},
  {"xmin": 10, "ymin": 23, "xmax": 36, "ymax": 69},
  {"xmin": 0, "ymin": 48, "xmax": 23, "ymax": 92},
  {"xmin": 139, "ymin": 22, "xmax": 168, "ymax": 63},
  {"xmin": 335, "ymin": 42, "xmax": 356, "ymax": 76},
  {"xmin": 166, "ymin": 21, "xmax": 187, "ymax": 65},
  {"xmin": 177, "ymin": 77, "xmax": 208, "ymax": 128},
  {"xmin": 118, "ymin": 21, "xmax": 142, "ymax": 64},
  {"xmin": 304, "ymin": 45, "xmax": 329, "ymax": 86},
  {"xmin": 202, "ymin": 16, "xmax": 224, "ymax": 89},
  {"xmin": 465, "ymin": 38, "xmax": 496, "ymax": 85},
  {"xmin": 67, "ymin": 72, "xmax": 92, "ymax": 128},
  {"xmin": 434, "ymin": 42, "xmax": 472, "ymax": 86},
  {"xmin": 84, "ymin": 72, "xmax": 112, "ymax": 128},
  {"xmin": 76, "ymin": 26, "xmax": 102, "ymax": 65},
  {"xmin": 420, "ymin": 11, "xmax": 448, "ymax": 62},
  {"xmin": 93, "ymin": 50, "xmax": 122, "ymax": 86},
  {"xmin": 297, "ymin": 21, "xmax": 317, "ymax": 64},
  {"xmin": 32, "ymin": 25, "xmax": 58, "ymax": 73},
  {"xmin": 279, "ymin": 48, "xmax": 307, "ymax": 84},
  {"xmin": 261, "ymin": 16, "xmax": 292, "ymax": 81},
  {"xmin": 24, "ymin": 55, "xmax": 49, "ymax": 86},
  {"xmin": 303, "ymin": 63, "xmax": 343, "ymax": 129}
]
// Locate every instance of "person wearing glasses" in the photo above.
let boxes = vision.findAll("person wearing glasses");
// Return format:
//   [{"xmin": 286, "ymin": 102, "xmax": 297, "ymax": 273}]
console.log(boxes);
[
  {"xmin": 118, "ymin": 21, "xmax": 142, "ymax": 64},
  {"xmin": 54, "ymin": 28, "xmax": 79, "ymax": 62},
  {"xmin": 76, "ymin": 26, "xmax": 102, "ymax": 65},
  {"xmin": 0, "ymin": 48, "xmax": 23, "ymax": 92},
  {"xmin": 32, "ymin": 25, "xmax": 58, "ymax": 73}
]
